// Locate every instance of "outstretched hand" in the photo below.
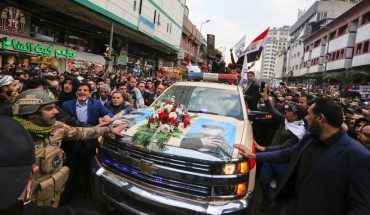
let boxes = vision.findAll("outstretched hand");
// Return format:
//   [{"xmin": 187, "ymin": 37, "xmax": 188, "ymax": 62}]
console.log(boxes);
[
  {"xmin": 110, "ymin": 124, "xmax": 128, "ymax": 137},
  {"xmin": 234, "ymin": 144, "xmax": 256, "ymax": 159}
]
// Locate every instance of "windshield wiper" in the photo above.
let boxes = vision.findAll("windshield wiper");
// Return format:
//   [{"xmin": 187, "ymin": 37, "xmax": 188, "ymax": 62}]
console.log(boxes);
[{"xmin": 188, "ymin": 110, "xmax": 219, "ymax": 115}]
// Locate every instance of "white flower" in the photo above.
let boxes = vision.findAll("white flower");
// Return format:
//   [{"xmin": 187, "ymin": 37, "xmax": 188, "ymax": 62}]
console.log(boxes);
[
  {"xmin": 161, "ymin": 124, "xmax": 171, "ymax": 133},
  {"xmin": 165, "ymin": 104, "xmax": 173, "ymax": 112},
  {"xmin": 149, "ymin": 123, "xmax": 157, "ymax": 129},
  {"xmin": 176, "ymin": 109, "xmax": 183, "ymax": 115},
  {"xmin": 156, "ymin": 108, "xmax": 164, "ymax": 114},
  {"xmin": 177, "ymin": 123, "xmax": 185, "ymax": 132},
  {"xmin": 160, "ymin": 102, "xmax": 166, "ymax": 108},
  {"xmin": 169, "ymin": 112, "xmax": 177, "ymax": 119}
]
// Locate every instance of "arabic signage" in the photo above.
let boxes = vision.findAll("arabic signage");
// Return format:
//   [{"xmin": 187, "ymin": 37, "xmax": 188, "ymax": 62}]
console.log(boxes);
[
  {"xmin": 138, "ymin": 15, "xmax": 155, "ymax": 37},
  {"xmin": 0, "ymin": 37, "xmax": 76, "ymax": 58},
  {"xmin": 0, "ymin": 7, "xmax": 26, "ymax": 36}
]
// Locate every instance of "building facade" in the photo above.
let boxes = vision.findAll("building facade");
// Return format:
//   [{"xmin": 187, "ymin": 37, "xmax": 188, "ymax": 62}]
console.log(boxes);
[
  {"xmin": 286, "ymin": 0, "xmax": 357, "ymax": 80},
  {"xmin": 259, "ymin": 26, "xmax": 289, "ymax": 80},
  {"xmin": 302, "ymin": 0, "xmax": 370, "ymax": 77},
  {"xmin": 0, "ymin": 0, "xmax": 186, "ymax": 74}
]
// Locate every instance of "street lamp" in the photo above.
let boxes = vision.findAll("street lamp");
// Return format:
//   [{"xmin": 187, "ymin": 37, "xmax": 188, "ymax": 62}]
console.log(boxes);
[{"xmin": 200, "ymin": 20, "xmax": 210, "ymax": 34}]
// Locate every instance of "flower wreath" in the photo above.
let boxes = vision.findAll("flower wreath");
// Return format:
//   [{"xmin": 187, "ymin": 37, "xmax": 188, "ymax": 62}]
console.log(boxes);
[{"xmin": 132, "ymin": 96, "xmax": 196, "ymax": 150}]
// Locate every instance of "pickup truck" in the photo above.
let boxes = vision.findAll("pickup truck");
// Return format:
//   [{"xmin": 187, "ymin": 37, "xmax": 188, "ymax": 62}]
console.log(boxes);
[{"xmin": 91, "ymin": 76, "xmax": 273, "ymax": 215}]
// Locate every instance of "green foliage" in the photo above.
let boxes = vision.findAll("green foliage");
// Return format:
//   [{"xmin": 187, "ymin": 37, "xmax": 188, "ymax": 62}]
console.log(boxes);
[{"xmin": 132, "ymin": 124, "xmax": 183, "ymax": 150}]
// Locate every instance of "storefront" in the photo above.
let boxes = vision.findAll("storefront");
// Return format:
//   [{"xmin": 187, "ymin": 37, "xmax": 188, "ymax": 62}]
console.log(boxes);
[{"xmin": 0, "ymin": 33, "xmax": 77, "ymax": 72}]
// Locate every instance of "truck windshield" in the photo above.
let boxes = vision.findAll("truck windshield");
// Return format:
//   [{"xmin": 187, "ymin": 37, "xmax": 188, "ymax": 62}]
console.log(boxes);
[{"xmin": 155, "ymin": 85, "xmax": 244, "ymax": 120}]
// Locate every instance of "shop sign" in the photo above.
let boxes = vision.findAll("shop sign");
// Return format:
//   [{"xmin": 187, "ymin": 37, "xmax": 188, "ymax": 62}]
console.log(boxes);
[
  {"xmin": 0, "ymin": 37, "xmax": 77, "ymax": 58},
  {"xmin": 138, "ymin": 15, "xmax": 154, "ymax": 37},
  {"xmin": 177, "ymin": 50, "xmax": 184, "ymax": 59},
  {"xmin": 0, "ymin": 7, "xmax": 26, "ymax": 36}
]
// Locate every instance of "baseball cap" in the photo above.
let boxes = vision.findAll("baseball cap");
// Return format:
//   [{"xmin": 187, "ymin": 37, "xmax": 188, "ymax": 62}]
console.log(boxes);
[
  {"xmin": 285, "ymin": 104, "xmax": 307, "ymax": 120},
  {"xmin": 0, "ymin": 116, "xmax": 35, "ymax": 210}
]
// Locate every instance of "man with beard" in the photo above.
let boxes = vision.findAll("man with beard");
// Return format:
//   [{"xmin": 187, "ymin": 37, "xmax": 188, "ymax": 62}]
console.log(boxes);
[
  {"xmin": 127, "ymin": 76, "xmax": 146, "ymax": 109},
  {"xmin": 57, "ymin": 76, "xmax": 80, "ymax": 106},
  {"xmin": 358, "ymin": 123, "xmax": 370, "ymax": 150},
  {"xmin": 243, "ymin": 71, "xmax": 260, "ymax": 111},
  {"xmin": 211, "ymin": 53, "xmax": 226, "ymax": 74},
  {"xmin": 0, "ymin": 116, "xmax": 101, "ymax": 215},
  {"xmin": 234, "ymin": 98, "xmax": 370, "ymax": 215},
  {"xmin": 0, "ymin": 75, "xmax": 19, "ymax": 117},
  {"xmin": 12, "ymin": 89, "xmax": 126, "ymax": 207}
]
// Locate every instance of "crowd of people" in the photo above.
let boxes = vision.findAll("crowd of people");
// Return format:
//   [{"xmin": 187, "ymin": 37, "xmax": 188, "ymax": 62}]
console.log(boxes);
[
  {"xmin": 0, "ymin": 63, "xmax": 178, "ymax": 215},
  {"xmin": 0, "ymin": 60, "xmax": 369, "ymax": 215}
]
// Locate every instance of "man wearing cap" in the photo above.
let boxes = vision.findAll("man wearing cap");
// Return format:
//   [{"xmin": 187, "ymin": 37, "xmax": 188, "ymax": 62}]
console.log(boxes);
[
  {"xmin": 11, "ymin": 89, "xmax": 126, "ymax": 207},
  {"xmin": 0, "ymin": 75, "xmax": 19, "ymax": 117},
  {"xmin": 252, "ymin": 88, "xmax": 306, "ymax": 213},
  {"xmin": 235, "ymin": 98, "xmax": 370, "ymax": 215},
  {"xmin": 0, "ymin": 116, "xmax": 101, "ymax": 215}
]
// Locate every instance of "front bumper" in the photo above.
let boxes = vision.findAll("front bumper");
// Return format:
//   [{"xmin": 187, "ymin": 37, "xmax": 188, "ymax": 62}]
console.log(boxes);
[{"xmin": 92, "ymin": 165, "xmax": 252, "ymax": 215}]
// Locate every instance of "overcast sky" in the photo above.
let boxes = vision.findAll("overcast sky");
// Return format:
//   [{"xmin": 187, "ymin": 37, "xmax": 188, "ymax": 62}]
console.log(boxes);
[{"xmin": 186, "ymin": 0, "xmax": 317, "ymax": 64}]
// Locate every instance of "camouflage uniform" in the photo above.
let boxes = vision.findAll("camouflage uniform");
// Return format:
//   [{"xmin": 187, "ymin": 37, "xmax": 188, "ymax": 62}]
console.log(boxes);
[
  {"xmin": 32, "ymin": 121, "xmax": 109, "ymax": 207},
  {"xmin": 12, "ymin": 89, "xmax": 110, "ymax": 207}
]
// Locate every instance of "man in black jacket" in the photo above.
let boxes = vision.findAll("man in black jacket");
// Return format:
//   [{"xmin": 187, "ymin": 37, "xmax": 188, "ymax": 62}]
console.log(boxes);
[
  {"xmin": 243, "ymin": 71, "xmax": 260, "ymax": 111},
  {"xmin": 255, "ymin": 89, "xmax": 306, "ymax": 213},
  {"xmin": 211, "ymin": 53, "xmax": 226, "ymax": 74}
]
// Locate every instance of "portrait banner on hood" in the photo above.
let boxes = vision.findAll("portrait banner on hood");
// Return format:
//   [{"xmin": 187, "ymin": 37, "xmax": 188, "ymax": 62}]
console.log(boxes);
[{"xmin": 179, "ymin": 118, "xmax": 236, "ymax": 159}]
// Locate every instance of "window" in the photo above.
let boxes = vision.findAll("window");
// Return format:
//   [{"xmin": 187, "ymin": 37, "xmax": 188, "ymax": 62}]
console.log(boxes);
[
  {"xmin": 357, "ymin": 43, "xmax": 362, "ymax": 55},
  {"xmin": 361, "ymin": 11, "xmax": 370, "ymax": 25},
  {"xmin": 338, "ymin": 25, "xmax": 347, "ymax": 36},
  {"xmin": 153, "ymin": 10, "xmax": 157, "ymax": 23},
  {"xmin": 340, "ymin": 49, "xmax": 344, "ymax": 58},
  {"xmin": 364, "ymin": 41, "xmax": 369, "ymax": 53},
  {"xmin": 329, "ymin": 31, "xmax": 336, "ymax": 40},
  {"xmin": 314, "ymin": 40, "xmax": 320, "ymax": 48},
  {"xmin": 167, "ymin": 23, "xmax": 169, "ymax": 32},
  {"xmin": 158, "ymin": 13, "xmax": 161, "ymax": 25}
]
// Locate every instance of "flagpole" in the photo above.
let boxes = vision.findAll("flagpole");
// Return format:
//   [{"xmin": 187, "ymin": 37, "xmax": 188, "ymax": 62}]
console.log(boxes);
[{"xmin": 240, "ymin": 54, "xmax": 249, "ymax": 87}]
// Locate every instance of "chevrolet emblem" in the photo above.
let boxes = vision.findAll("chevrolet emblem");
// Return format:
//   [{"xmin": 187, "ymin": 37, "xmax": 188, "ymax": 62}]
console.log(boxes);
[{"xmin": 132, "ymin": 158, "xmax": 158, "ymax": 175}]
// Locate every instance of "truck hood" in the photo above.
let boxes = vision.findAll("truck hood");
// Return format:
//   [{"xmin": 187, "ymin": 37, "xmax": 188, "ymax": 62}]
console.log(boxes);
[{"xmin": 114, "ymin": 108, "xmax": 245, "ymax": 161}]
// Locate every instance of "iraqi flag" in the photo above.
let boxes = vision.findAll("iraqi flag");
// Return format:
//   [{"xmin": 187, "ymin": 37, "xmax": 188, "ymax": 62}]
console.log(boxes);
[{"xmin": 242, "ymin": 27, "xmax": 269, "ymax": 62}]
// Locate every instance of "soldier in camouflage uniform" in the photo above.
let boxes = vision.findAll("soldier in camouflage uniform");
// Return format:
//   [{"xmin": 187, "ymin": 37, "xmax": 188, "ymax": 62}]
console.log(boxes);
[{"xmin": 12, "ymin": 89, "xmax": 126, "ymax": 207}]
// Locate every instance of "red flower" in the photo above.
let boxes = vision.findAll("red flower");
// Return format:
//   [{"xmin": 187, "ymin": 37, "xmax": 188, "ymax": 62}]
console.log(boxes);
[
  {"xmin": 183, "ymin": 117, "xmax": 190, "ymax": 128},
  {"xmin": 177, "ymin": 102, "xmax": 182, "ymax": 106},
  {"xmin": 171, "ymin": 108, "xmax": 177, "ymax": 112},
  {"xmin": 148, "ymin": 117, "xmax": 157, "ymax": 123},
  {"xmin": 166, "ymin": 101, "xmax": 171, "ymax": 104},
  {"xmin": 173, "ymin": 120, "xmax": 180, "ymax": 127}
]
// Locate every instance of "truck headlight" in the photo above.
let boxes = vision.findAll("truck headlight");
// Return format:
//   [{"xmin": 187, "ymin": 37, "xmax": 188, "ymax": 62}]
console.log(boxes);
[{"xmin": 223, "ymin": 163, "xmax": 237, "ymax": 175}]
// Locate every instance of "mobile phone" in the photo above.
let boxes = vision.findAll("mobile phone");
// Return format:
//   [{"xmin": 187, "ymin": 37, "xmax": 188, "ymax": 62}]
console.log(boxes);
[{"xmin": 260, "ymin": 81, "xmax": 266, "ymax": 92}]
